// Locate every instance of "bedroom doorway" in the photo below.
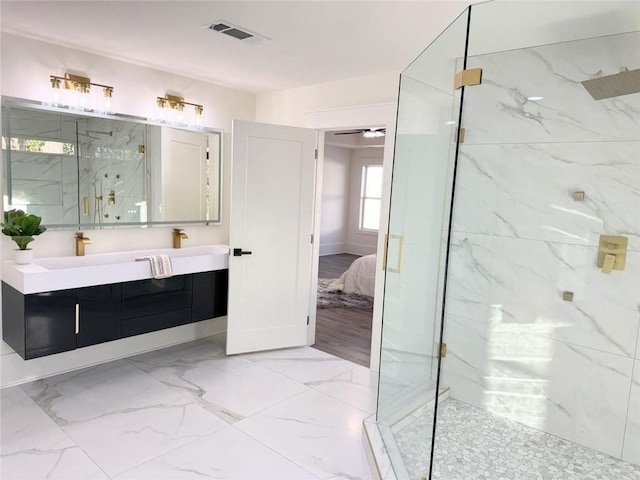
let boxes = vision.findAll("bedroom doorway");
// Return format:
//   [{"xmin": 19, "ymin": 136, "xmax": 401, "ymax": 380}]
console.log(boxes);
[{"xmin": 312, "ymin": 128, "xmax": 385, "ymax": 367}]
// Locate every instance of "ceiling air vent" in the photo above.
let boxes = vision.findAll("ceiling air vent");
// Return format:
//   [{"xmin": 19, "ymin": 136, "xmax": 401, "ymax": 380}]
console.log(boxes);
[{"xmin": 202, "ymin": 21, "xmax": 269, "ymax": 45}]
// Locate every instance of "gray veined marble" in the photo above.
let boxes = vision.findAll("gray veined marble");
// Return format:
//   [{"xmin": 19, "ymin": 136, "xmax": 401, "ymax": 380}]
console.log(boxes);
[
  {"xmin": 462, "ymin": 31, "xmax": 640, "ymax": 145},
  {"xmin": 20, "ymin": 359, "xmax": 227, "ymax": 477},
  {"xmin": 441, "ymin": 314, "xmax": 636, "ymax": 458},
  {"xmin": 453, "ymin": 142, "xmax": 640, "ymax": 250},
  {"xmin": 446, "ymin": 233, "xmax": 640, "ymax": 358}
]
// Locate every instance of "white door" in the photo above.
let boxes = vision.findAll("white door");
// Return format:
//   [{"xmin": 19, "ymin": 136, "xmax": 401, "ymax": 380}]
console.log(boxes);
[{"xmin": 227, "ymin": 120, "xmax": 318, "ymax": 355}]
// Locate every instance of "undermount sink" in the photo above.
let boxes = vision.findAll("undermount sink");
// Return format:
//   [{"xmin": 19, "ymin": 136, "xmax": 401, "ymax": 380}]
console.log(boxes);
[{"xmin": 3, "ymin": 245, "xmax": 229, "ymax": 294}]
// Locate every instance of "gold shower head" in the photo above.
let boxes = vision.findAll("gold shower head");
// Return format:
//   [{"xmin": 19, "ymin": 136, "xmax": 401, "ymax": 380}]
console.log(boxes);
[{"xmin": 581, "ymin": 67, "xmax": 640, "ymax": 100}]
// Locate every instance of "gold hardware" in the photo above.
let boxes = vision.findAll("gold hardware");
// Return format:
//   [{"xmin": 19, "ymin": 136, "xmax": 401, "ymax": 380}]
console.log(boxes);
[
  {"xmin": 597, "ymin": 234, "xmax": 628, "ymax": 274},
  {"xmin": 49, "ymin": 72, "xmax": 114, "ymax": 97},
  {"xmin": 82, "ymin": 197, "xmax": 90, "ymax": 216},
  {"xmin": 382, "ymin": 234, "xmax": 404, "ymax": 273},
  {"xmin": 107, "ymin": 191, "xmax": 116, "ymax": 205},
  {"xmin": 562, "ymin": 291, "xmax": 574, "ymax": 302},
  {"xmin": 572, "ymin": 191, "xmax": 585, "ymax": 201},
  {"xmin": 382, "ymin": 233, "xmax": 388, "ymax": 271},
  {"xmin": 458, "ymin": 127, "xmax": 466, "ymax": 143},
  {"xmin": 75, "ymin": 304, "xmax": 80, "ymax": 334},
  {"xmin": 172, "ymin": 228, "xmax": 189, "ymax": 249},
  {"xmin": 440, "ymin": 343, "xmax": 447, "ymax": 358},
  {"xmin": 74, "ymin": 232, "xmax": 92, "ymax": 256},
  {"xmin": 454, "ymin": 68, "xmax": 483, "ymax": 90},
  {"xmin": 157, "ymin": 93, "xmax": 203, "ymax": 116},
  {"xmin": 138, "ymin": 144, "xmax": 146, "ymax": 154}
]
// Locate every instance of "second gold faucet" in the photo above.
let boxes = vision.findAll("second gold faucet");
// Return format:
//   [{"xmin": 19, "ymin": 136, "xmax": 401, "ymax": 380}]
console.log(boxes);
[
  {"xmin": 172, "ymin": 228, "xmax": 188, "ymax": 249},
  {"xmin": 75, "ymin": 232, "xmax": 91, "ymax": 256}
]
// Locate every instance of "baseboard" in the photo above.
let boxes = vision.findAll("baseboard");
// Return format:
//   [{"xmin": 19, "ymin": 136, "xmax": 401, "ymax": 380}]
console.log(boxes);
[
  {"xmin": 319, "ymin": 243, "xmax": 347, "ymax": 256},
  {"xmin": 345, "ymin": 243, "xmax": 377, "ymax": 256}
]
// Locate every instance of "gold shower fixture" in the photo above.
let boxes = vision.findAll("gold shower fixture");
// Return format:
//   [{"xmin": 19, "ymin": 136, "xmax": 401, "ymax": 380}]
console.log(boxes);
[
  {"xmin": 49, "ymin": 73, "xmax": 114, "ymax": 98},
  {"xmin": 581, "ymin": 67, "xmax": 640, "ymax": 100},
  {"xmin": 156, "ymin": 94, "xmax": 204, "ymax": 116}
]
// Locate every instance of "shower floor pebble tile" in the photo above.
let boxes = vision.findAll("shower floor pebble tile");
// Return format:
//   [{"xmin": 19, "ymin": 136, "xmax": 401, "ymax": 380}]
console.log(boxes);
[{"xmin": 394, "ymin": 398, "xmax": 640, "ymax": 480}]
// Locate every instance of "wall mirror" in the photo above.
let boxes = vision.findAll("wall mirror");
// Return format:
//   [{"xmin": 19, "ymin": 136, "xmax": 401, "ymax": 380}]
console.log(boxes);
[{"xmin": 1, "ymin": 97, "xmax": 222, "ymax": 230}]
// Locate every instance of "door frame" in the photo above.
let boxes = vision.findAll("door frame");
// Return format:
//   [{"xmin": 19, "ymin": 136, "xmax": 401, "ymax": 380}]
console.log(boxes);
[{"xmin": 306, "ymin": 103, "xmax": 397, "ymax": 372}]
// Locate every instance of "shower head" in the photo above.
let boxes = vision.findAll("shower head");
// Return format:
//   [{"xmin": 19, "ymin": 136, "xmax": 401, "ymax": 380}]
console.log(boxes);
[{"xmin": 581, "ymin": 67, "xmax": 640, "ymax": 100}]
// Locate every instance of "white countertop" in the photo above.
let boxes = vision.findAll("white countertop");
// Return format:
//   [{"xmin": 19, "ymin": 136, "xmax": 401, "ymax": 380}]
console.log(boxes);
[{"xmin": 2, "ymin": 245, "xmax": 230, "ymax": 294}]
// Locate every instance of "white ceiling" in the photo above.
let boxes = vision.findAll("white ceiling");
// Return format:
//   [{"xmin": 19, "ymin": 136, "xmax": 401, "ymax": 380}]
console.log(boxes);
[{"xmin": 0, "ymin": 1, "xmax": 469, "ymax": 94}]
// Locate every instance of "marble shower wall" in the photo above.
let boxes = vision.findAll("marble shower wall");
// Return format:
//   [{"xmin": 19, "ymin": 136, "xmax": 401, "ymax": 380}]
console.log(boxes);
[
  {"xmin": 442, "ymin": 31, "xmax": 640, "ymax": 464},
  {"xmin": 78, "ymin": 117, "xmax": 147, "ymax": 226}
]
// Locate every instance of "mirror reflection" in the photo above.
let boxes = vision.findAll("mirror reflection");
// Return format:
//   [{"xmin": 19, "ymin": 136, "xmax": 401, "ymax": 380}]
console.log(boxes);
[{"xmin": 1, "ymin": 98, "xmax": 222, "ymax": 229}]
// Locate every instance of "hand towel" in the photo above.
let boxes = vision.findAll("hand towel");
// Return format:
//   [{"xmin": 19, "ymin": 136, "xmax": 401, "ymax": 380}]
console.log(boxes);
[{"xmin": 135, "ymin": 254, "xmax": 173, "ymax": 279}]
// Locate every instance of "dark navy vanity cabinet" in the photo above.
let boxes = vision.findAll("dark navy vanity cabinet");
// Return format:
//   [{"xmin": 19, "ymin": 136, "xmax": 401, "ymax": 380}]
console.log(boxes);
[{"xmin": 2, "ymin": 270, "xmax": 228, "ymax": 360}]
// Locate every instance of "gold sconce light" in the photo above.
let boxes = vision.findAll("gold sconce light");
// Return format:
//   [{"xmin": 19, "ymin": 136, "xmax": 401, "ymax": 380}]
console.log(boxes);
[
  {"xmin": 156, "ymin": 94, "xmax": 204, "ymax": 117},
  {"xmin": 49, "ymin": 72, "xmax": 114, "ymax": 112}
]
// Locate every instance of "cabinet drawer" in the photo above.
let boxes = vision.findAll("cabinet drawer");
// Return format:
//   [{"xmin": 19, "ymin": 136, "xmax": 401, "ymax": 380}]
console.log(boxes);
[
  {"xmin": 122, "ymin": 276, "xmax": 192, "ymax": 319},
  {"xmin": 121, "ymin": 308, "xmax": 192, "ymax": 337}
]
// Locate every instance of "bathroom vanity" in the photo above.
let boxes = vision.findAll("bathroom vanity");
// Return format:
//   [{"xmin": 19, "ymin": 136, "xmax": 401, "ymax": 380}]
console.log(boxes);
[{"xmin": 1, "ymin": 245, "xmax": 229, "ymax": 360}]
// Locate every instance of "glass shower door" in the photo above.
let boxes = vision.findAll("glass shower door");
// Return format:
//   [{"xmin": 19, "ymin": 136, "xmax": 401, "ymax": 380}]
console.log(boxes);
[{"xmin": 375, "ymin": 9, "xmax": 470, "ymax": 479}]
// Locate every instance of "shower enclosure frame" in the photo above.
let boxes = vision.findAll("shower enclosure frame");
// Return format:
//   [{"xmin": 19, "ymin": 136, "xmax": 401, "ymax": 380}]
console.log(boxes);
[{"xmin": 374, "ymin": 1, "xmax": 640, "ymax": 479}]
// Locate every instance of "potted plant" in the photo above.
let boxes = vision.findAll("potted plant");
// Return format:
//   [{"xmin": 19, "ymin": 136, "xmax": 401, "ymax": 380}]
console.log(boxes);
[{"xmin": 1, "ymin": 209, "xmax": 47, "ymax": 264}]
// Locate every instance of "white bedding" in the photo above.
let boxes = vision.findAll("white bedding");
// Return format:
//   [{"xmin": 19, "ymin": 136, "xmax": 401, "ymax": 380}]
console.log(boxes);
[{"xmin": 328, "ymin": 254, "xmax": 376, "ymax": 297}]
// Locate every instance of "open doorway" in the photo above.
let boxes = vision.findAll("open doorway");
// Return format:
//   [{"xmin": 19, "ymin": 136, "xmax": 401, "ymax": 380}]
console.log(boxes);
[{"xmin": 312, "ymin": 128, "xmax": 385, "ymax": 367}]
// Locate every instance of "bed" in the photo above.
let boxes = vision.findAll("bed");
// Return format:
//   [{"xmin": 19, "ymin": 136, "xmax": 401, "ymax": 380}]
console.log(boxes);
[{"xmin": 327, "ymin": 254, "xmax": 376, "ymax": 297}]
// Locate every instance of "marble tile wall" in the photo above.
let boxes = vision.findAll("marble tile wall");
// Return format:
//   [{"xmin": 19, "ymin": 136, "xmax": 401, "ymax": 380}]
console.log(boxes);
[
  {"xmin": 442, "ymin": 30, "xmax": 640, "ymax": 464},
  {"xmin": 78, "ymin": 117, "xmax": 147, "ymax": 226}
]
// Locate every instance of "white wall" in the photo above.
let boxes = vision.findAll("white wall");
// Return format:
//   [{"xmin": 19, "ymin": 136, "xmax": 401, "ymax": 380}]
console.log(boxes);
[
  {"xmin": 0, "ymin": 33, "xmax": 255, "ymax": 387},
  {"xmin": 256, "ymin": 72, "xmax": 399, "ymax": 127},
  {"xmin": 319, "ymin": 145, "xmax": 350, "ymax": 256},
  {"xmin": 346, "ymin": 149, "xmax": 383, "ymax": 256}
]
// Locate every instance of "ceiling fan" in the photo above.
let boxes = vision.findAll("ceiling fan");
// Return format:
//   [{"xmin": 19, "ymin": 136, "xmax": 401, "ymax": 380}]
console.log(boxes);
[{"xmin": 334, "ymin": 128, "xmax": 386, "ymax": 138}]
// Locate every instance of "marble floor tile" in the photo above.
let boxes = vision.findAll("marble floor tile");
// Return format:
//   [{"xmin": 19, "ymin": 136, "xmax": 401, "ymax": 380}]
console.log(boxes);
[
  {"xmin": 1, "ymin": 387, "xmax": 107, "ymax": 479},
  {"xmin": 235, "ymin": 389, "xmax": 372, "ymax": 480},
  {"xmin": 241, "ymin": 346, "xmax": 358, "ymax": 385},
  {"xmin": 114, "ymin": 426, "xmax": 317, "ymax": 479},
  {"xmin": 21, "ymin": 359, "xmax": 227, "ymax": 477},
  {"xmin": 131, "ymin": 353, "xmax": 309, "ymax": 423},
  {"xmin": 314, "ymin": 365, "xmax": 379, "ymax": 414}
]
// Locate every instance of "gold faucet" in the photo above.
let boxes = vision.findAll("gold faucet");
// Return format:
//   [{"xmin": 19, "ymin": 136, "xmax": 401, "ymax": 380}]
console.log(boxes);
[
  {"xmin": 172, "ymin": 228, "xmax": 188, "ymax": 249},
  {"xmin": 75, "ymin": 232, "xmax": 91, "ymax": 256}
]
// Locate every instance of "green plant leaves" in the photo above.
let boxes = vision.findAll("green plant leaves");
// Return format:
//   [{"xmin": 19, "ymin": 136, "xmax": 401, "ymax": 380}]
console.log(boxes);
[{"xmin": 1, "ymin": 209, "xmax": 47, "ymax": 250}]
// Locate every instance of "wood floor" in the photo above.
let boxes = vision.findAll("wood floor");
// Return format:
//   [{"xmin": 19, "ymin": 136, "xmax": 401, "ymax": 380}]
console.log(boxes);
[{"xmin": 313, "ymin": 254, "xmax": 373, "ymax": 367}]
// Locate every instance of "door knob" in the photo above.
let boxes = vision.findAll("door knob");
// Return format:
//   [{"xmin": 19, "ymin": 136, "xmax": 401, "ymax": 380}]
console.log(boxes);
[{"xmin": 233, "ymin": 248, "xmax": 253, "ymax": 257}]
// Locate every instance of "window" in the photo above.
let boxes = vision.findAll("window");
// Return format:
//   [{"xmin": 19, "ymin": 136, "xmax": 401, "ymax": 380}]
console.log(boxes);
[{"xmin": 360, "ymin": 165, "xmax": 383, "ymax": 231}]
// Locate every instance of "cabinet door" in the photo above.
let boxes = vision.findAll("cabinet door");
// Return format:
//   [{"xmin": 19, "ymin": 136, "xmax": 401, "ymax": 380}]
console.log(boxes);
[
  {"xmin": 25, "ymin": 290, "xmax": 77, "ymax": 359},
  {"xmin": 76, "ymin": 284, "xmax": 122, "ymax": 348},
  {"xmin": 192, "ymin": 270, "xmax": 228, "ymax": 322},
  {"xmin": 213, "ymin": 269, "xmax": 228, "ymax": 318}
]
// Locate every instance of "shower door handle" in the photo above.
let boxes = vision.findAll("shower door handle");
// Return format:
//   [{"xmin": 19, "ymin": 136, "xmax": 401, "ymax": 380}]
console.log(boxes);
[{"xmin": 383, "ymin": 234, "xmax": 404, "ymax": 273}]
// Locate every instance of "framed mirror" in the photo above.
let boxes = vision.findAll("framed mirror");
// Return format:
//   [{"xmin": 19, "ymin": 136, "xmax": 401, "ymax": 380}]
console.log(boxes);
[{"xmin": 1, "ymin": 97, "xmax": 222, "ymax": 230}]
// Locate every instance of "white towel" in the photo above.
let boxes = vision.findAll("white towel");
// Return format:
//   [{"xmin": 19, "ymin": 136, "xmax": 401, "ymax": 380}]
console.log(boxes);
[{"xmin": 135, "ymin": 254, "xmax": 173, "ymax": 279}]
